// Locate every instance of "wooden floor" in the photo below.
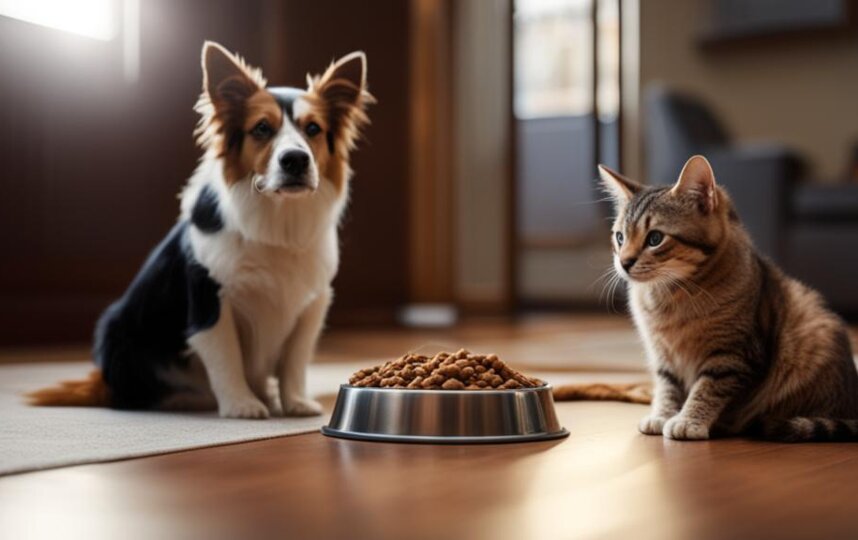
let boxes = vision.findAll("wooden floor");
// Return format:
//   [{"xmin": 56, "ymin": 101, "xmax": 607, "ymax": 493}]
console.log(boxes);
[{"xmin": 1, "ymin": 315, "xmax": 858, "ymax": 540}]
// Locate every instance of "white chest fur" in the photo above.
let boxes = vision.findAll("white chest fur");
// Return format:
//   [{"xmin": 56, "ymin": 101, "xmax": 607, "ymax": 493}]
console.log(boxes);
[
  {"xmin": 180, "ymin": 164, "xmax": 345, "ymax": 377},
  {"xmin": 190, "ymin": 225, "xmax": 338, "ymax": 369}
]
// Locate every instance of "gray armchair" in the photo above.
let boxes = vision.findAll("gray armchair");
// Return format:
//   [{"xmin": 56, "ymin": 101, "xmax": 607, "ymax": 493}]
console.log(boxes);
[{"xmin": 645, "ymin": 85, "xmax": 858, "ymax": 315}]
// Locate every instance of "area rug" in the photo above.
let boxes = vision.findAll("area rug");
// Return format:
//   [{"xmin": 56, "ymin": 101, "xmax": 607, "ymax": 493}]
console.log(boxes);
[{"xmin": 0, "ymin": 361, "xmax": 361, "ymax": 476}]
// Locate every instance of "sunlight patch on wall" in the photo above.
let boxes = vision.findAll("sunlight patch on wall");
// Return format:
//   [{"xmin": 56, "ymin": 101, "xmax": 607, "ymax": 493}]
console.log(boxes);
[{"xmin": 0, "ymin": 0, "xmax": 118, "ymax": 40}]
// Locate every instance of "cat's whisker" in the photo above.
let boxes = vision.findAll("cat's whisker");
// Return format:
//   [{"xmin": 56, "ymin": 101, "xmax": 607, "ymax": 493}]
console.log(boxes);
[
  {"xmin": 665, "ymin": 270, "xmax": 715, "ymax": 316},
  {"xmin": 653, "ymin": 269, "xmax": 701, "ymax": 317},
  {"xmin": 590, "ymin": 265, "xmax": 618, "ymax": 290},
  {"xmin": 662, "ymin": 270, "xmax": 705, "ymax": 317},
  {"xmin": 680, "ymin": 276, "xmax": 718, "ymax": 306},
  {"xmin": 603, "ymin": 273, "xmax": 619, "ymax": 310},
  {"xmin": 593, "ymin": 265, "xmax": 624, "ymax": 310},
  {"xmin": 607, "ymin": 274, "xmax": 622, "ymax": 313}
]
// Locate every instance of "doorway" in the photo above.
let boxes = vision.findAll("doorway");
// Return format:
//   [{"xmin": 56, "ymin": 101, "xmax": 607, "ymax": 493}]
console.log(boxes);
[{"xmin": 513, "ymin": 0, "xmax": 621, "ymax": 308}]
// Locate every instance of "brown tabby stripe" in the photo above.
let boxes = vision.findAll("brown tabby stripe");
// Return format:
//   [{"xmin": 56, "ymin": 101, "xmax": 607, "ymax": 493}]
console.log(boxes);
[
  {"xmin": 657, "ymin": 367, "xmax": 682, "ymax": 388},
  {"xmin": 761, "ymin": 418, "xmax": 858, "ymax": 442},
  {"xmin": 625, "ymin": 187, "xmax": 668, "ymax": 227},
  {"xmin": 670, "ymin": 233, "xmax": 717, "ymax": 255}
]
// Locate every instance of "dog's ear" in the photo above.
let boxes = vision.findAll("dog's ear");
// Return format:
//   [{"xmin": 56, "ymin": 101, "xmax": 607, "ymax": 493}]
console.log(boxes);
[
  {"xmin": 319, "ymin": 52, "xmax": 367, "ymax": 104},
  {"xmin": 201, "ymin": 41, "xmax": 265, "ymax": 112},
  {"xmin": 308, "ymin": 51, "xmax": 374, "ymax": 155}
]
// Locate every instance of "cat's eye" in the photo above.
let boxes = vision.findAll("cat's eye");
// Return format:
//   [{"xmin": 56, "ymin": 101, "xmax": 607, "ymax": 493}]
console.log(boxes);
[
  {"xmin": 615, "ymin": 231, "xmax": 624, "ymax": 246},
  {"xmin": 250, "ymin": 120, "xmax": 274, "ymax": 140},
  {"xmin": 646, "ymin": 230, "xmax": 664, "ymax": 247},
  {"xmin": 305, "ymin": 122, "xmax": 322, "ymax": 137}
]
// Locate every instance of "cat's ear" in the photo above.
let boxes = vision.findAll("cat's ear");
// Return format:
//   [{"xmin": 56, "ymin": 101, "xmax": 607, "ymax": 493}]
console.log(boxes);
[
  {"xmin": 672, "ymin": 155, "xmax": 717, "ymax": 214},
  {"xmin": 598, "ymin": 164, "xmax": 642, "ymax": 204}
]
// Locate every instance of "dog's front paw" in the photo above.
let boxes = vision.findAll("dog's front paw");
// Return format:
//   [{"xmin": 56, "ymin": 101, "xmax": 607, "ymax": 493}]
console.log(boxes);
[
  {"xmin": 638, "ymin": 414, "xmax": 670, "ymax": 435},
  {"xmin": 663, "ymin": 416, "xmax": 709, "ymax": 440},
  {"xmin": 282, "ymin": 396, "xmax": 323, "ymax": 417},
  {"xmin": 219, "ymin": 396, "xmax": 270, "ymax": 419}
]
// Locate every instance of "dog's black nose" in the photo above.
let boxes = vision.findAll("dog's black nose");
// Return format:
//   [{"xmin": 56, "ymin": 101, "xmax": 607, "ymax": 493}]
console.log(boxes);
[
  {"xmin": 621, "ymin": 257, "xmax": 637, "ymax": 272},
  {"xmin": 278, "ymin": 150, "xmax": 310, "ymax": 178}
]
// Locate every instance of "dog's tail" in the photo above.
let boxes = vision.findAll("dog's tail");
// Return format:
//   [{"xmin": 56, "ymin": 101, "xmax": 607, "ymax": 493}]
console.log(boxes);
[
  {"xmin": 756, "ymin": 417, "xmax": 858, "ymax": 442},
  {"xmin": 552, "ymin": 382, "xmax": 652, "ymax": 404},
  {"xmin": 26, "ymin": 369, "xmax": 110, "ymax": 407}
]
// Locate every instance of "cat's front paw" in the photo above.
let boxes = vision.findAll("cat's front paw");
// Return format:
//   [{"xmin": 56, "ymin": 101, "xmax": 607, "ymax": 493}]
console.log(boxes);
[
  {"xmin": 219, "ymin": 396, "xmax": 270, "ymax": 419},
  {"xmin": 663, "ymin": 416, "xmax": 709, "ymax": 440},
  {"xmin": 282, "ymin": 396, "xmax": 323, "ymax": 417},
  {"xmin": 639, "ymin": 415, "xmax": 670, "ymax": 435}
]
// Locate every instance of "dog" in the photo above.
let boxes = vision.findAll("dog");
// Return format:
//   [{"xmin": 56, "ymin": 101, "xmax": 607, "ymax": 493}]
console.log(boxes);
[{"xmin": 29, "ymin": 41, "xmax": 373, "ymax": 418}]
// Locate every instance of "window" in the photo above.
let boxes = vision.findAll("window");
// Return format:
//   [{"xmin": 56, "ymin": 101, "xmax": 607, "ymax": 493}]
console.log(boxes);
[{"xmin": 0, "ymin": 0, "xmax": 119, "ymax": 41}]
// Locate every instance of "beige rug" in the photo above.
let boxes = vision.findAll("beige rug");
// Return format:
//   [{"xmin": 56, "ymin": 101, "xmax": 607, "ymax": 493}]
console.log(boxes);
[{"xmin": 0, "ymin": 361, "xmax": 364, "ymax": 476}]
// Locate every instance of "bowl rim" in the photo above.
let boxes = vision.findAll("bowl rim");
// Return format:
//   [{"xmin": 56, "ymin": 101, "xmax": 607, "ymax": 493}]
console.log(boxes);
[
  {"xmin": 320, "ymin": 425, "xmax": 570, "ymax": 444},
  {"xmin": 336, "ymin": 382, "xmax": 553, "ymax": 395}
]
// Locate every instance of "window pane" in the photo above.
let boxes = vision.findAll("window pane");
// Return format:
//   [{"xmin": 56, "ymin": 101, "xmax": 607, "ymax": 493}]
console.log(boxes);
[{"xmin": 514, "ymin": 0, "xmax": 593, "ymax": 119}]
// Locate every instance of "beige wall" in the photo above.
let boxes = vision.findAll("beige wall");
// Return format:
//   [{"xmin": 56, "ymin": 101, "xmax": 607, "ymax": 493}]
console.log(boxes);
[
  {"xmin": 453, "ymin": 0, "xmax": 513, "ymax": 309},
  {"xmin": 638, "ymin": 0, "xmax": 858, "ymax": 182}
]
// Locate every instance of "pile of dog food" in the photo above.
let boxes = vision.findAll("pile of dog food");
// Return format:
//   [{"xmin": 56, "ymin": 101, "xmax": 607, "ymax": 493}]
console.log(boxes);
[{"xmin": 349, "ymin": 349, "xmax": 543, "ymax": 390}]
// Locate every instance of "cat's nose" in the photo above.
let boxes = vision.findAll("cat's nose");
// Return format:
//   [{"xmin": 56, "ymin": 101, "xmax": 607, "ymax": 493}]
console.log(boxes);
[{"xmin": 621, "ymin": 257, "xmax": 637, "ymax": 272}]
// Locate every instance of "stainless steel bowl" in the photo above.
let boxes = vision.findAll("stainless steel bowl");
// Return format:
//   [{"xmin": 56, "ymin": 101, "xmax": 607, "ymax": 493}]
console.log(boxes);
[{"xmin": 321, "ymin": 384, "xmax": 569, "ymax": 444}]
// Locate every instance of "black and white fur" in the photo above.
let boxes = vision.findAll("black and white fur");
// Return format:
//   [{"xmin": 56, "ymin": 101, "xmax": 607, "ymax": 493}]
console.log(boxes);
[{"xmin": 88, "ymin": 43, "xmax": 370, "ymax": 418}]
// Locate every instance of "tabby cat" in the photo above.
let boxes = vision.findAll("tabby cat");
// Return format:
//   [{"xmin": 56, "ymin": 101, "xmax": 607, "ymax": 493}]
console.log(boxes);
[{"xmin": 581, "ymin": 155, "xmax": 858, "ymax": 442}]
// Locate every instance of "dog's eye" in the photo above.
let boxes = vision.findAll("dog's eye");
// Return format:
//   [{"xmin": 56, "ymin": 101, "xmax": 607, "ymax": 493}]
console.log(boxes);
[
  {"xmin": 250, "ymin": 120, "xmax": 274, "ymax": 140},
  {"xmin": 646, "ymin": 230, "xmax": 664, "ymax": 247},
  {"xmin": 615, "ymin": 231, "xmax": 624, "ymax": 246},
  {"xmin": 305, "ymin": 122, "xmax": 322, "ymax": 138}
]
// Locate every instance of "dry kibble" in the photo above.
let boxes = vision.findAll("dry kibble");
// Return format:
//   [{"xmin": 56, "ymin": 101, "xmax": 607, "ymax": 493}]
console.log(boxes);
[
  {"xmin": 440, "ymin": 365, "xmax": 460, "ymax": 378},
  {"xmin": 349, "ymin": 350, "xmax": 543, "ymax": 390},
  {"xmin": 442, "ymin": 378, "xmax": 465, "ymax": 390}
]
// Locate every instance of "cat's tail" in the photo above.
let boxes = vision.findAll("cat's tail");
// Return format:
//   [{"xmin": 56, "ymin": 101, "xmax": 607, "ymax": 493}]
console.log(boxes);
[
  {"xmin": 26, "ymin": 370, "xmax": 110, "ymax": 407},
  {"xmin": 757, "ymin": 417, "xmax": 858, "ymax": 442},
  {"xmin": 553, "ymin": 382, "xmax": 652, "ymax": 404}
]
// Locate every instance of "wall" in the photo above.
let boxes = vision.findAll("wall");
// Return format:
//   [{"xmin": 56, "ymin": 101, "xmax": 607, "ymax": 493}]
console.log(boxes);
[
  {"xmin": 638, "ymin": 0, "xmax": 858, "ymax": 182},
  {"xmin": 452, "ymin": 0, "xmax": 514, "ymax": 311}
]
